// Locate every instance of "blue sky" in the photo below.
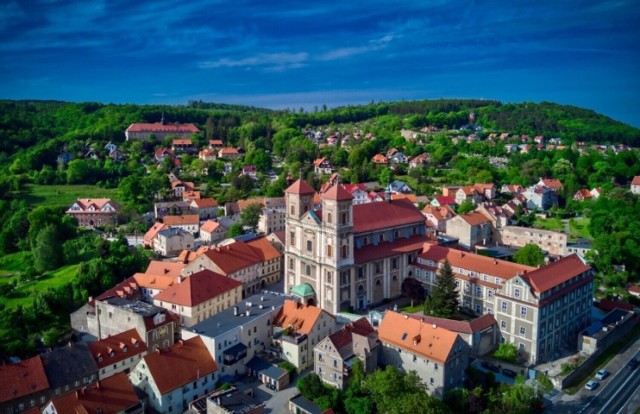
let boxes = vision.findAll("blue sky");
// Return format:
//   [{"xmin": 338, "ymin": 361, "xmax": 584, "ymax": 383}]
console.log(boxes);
[{"xmin": 1, "ymin": 0, "xmax": 639, "ymax": 126}]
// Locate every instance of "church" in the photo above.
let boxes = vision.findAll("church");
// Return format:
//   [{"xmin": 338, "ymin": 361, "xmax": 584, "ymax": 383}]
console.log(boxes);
[{"xmin": 284, "ymin": 178, "xmax": 432, "ymax": 314}]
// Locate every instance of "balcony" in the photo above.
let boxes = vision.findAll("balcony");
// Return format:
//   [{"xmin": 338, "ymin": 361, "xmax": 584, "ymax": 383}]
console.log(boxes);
[
  {"xmin": 273, "ymin": 329, "xmax": 307, "ymax": 345},
  {"xmin": 222, "ymin": 343, "xmax": 247, "ymax": 366}
]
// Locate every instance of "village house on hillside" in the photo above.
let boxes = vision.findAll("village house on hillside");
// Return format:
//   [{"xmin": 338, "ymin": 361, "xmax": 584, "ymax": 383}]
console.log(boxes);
[
  {"xmin": 65, "ymin": 198, "xmax": 121, "ymax": 228},
  {"xmin": 125, "ymin": 115, "xmax": 199, "ymax": 141}
]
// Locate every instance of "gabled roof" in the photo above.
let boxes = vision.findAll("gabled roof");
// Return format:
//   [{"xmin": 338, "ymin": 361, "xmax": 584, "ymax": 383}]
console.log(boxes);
[
  {"xmin": 354, "ymin": 235, "xmax": 433, "ymax": 265},
  {"xmin": 632, "ymin": 176, "xmax": 640, "ymax": 185},
  {"xmin": 172, "ymin": 138, "xmax": 193, "ymax": 145},
  {"xmin": 144, "ymin": 260, "xmax": 185, "ymax": 279},
  {"xmin": 88, "ymin": 329, "xmax": 147, "ymax": 369},
  {"xmin": 0, "ymin": 356, "xmax": 49, "ymax": 403},
  {"xmin": 153, "ymin": 269, "xmax": 242, "ymax": 307},
  {"xmin": 162, "ymin": 214, "xmax": 200, "ymax": 226},
  {"xmin": 67, "ymin": 198, "xmax": 120, "ymax": 213},
  {"xmin": 200, "ymin": 220, "xmax": 222, "ymax": 233},
  {"xmin": 457, "ymin": 211, "xmax": 491, "ymax": 226},
  {"xmin": 433, "ymin": 195, "xmax": 457, "ymax": 206},
  {"xmin": 539, "ymin": 178, "xmax": 564, "ymax": 190},
  {"xmin": 143, "ymin": 336, "xmax": 217, "ymax": 395},
  {"xmin": 144, "ymin": 222, "xmax": 169, "ymax": 242},
  {"xmin": 407, "ymin": 313, "xmax": 497, "ymax": 335},
  {"xmin": 371, "ymin": 154, "xmax": 388, "ymax": 163},
  {"xmin": 41, "ymin": 343, "xmax": 98, "ymax": 390},
  {"xmin": 194, "ymin": 237, "xmax": 281, "ymax": 275},
  {"xmin": 522, "ymin": 254, "xmax": 591, "ymax": 293},
  {"xmin": 48, "ymin": 371, "xmax": 140, "ymax": 414},
  {"xmin": 274, "ymin": 300, "xmax": 332, "ymax": 334},
  {"xmin": 127, "ymin": 122, "xmax": 199, "ymax": 133},
  {"xmin": 353, "ymin": 198, "xmax": 425, "ymax": 233},
  {"xmin": 326, "ymin": 318, "xmax": 377, "ymax": 359},
  {"xmin": 219, "ymin": 147, "xmax": 240, "ymax": 155},
  {"xmin": 422, "ymin": 205, "xmax": 455, "ymax": 221},
  {"xmin": 285, "ymin": 178, "xmax": 315, "ymax": 195},
  {"xmin": 378, "ymin": 311, "xmax": 462, "ymax": 364},
  {"xmin": 417, "ymin": 244, "xmax": 535, "ymax": 280},
  {"xmin": 245, "ymin": 236, "xmax": 282, "ymax": 261},
  {"xmin": 191, "ymin": 198, "xmax": 219, "ymax": 208},
  {"xmin": 321, "ymin": 183, "xmax": 354, "ymax": 201}
]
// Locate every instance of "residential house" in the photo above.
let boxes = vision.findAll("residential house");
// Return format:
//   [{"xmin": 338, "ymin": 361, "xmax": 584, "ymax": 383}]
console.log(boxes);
[
  {"xmin": 454, "ymin": 186, "xmax": 483, "ymax": 205},
  {"xmin": 284, "ymin": 178, "xmax": 432, "ymax": 314},
  {"xmin": 523, "ymin": 186, "xmax": 557, "ymax": 210},
  {"xmin": 190, "ymin": 198, "xmax": 219, "ymax": 219},
  {"xmin": 388, "ymin": 180, "xmax": 412, "ymax": 194},
  {"xmin": 88, "ymin": 329, "xmax": 147, "ymax": 379},
  {"xmin": 181, "ymin": 292, "xmax": 289, "ymax": 380},
  {"xmin": 377, "ymin": 310, "xmax": 469, "ymax": 398},
  {"xmin": 172, "ymin": 139, "xmax": 195, "ymax": 154},
  {"xmin": 190, "ymin": 387, "xmax": 265, "ymax": 414},
  {"xmin": 218, "ymin": 147, "xmax": 241, "ymax": 159},
  {"xmin": 590, "ymin": 187, "xmax": 603, "ymax": 199},
  {"xmin": 241, "ymin": 165, "xmax": 258, "ymax": 180},
  {"xmin": 154, "ymin": 201, "xmax": 191, "ymax": 219},
  {"xmin": 209, "ymin": 139, "xmax": 224, "ymax": 150},
  {"xmin": 566, "ymin": 241, "xmax": 592, "ymax": 258},
  {"xmin": 40, "ymin": 343, "xmax": 99, "ymax": 402},
  {"xmin": 170, "ymin": 180, "xmax": 195, "ymax": 199},
  {"xmin": 408, "ymin": 152, "xmax": 430, "ymax": 169},
  {"xmin": 43, "ymin": 372, "xmax": 142, "ymax": 414},
  {"xmin": 200, "ymin": 220, "xmax": 228, "ymax": 245},
  {"xmin": 125, "ymin": 117, "xmax": 199, "ymax": 141},
  {"xmin": 342, "ymin": 184, "xmax": 369, "ymax": 205},
  {"xmin": 162, "ymin": 214, "xmax": 200, "ymax": 234},
  {"xmin": 199, "ymin": 149, "xmax": 217, "ymax": 162},
  {"xmin": 371, "ymin": 154, "xmax": 388, "ymax": 164},
  {"xmin": 631, "ymin": 176, "xmax": 640, "ymax": 195},
  {"xmin": 422, "ymin": 205, "xmax": 456, "ymax": 234},
  {"xmin": 431, "ymin": 196, "xmax": 457, "ymax": 209},
  {"xmin": 182, "ymin": 236, "xmax": 282, "ymax": 297},
  {"xmin": 88, "ymin": 298, "xmax": 179, "ymax": 351},
  {"xmin": 66, "ymin": 198, "xmax": 121, "ymax": 228},
  {"xmin": 0, "ymin": 356, "xmax": 50, "ymax": 414},
  {"xmin": 445, "ymin": 212, "xmax": 492, "ymax": 248},
  {"xmin": 389, "ymin": 151, "xmax": 408, "ymax": 164},
  {"xmin": 313, "ymin": 157, "xmax": 333, "ymax": 175},
  {"xmin": 155, "ymin": 228, "xmax": 195, "ymax": 257},
  {"xmin": 573, "ymin": 189, "xmax": 592, "ymax": 202},
  {"xmin": 288, "ymin": 395, "xmax": 334, "ymax": 414},
  {"xmin": 406, "ymin": 314, "xmax": 498, "ymax": 357},
  {"xmin": 501, "ymin": 184, "xmax": 524, "ymax": 195},
  {"xmin": 537, "ymin": 178, "xmax": 564, "ymax": 193},
  {"xmin": 256, "ymin": 197, "xmax": 287, "ymax": 234},
  {"xmin": 143, "ymin": 222, "xmax": 169, "ymax": 249},
  {"xmin": 132, "ymin": 260, "xmax": 185, "ymax": 303},
  {"xmin": 314, "ymin": 318, "xmax": 379, "ymax": 390},
  {"xmin": 476, "ymin": 202, "xmax": 511, "ymax": 233},
  {"xmin": 153, "ymin": 269, "xmax": 243, "ymax": 327},
  {"xmin": 154, "ymin": 147, "xmax": 177, "ymax": 164},
  {"xmin": 130, "ymin": 337, "xmax": 218, "ymax": 414},
  {"xmin": 499, "ymin": 226, "xmax": 568, "ymax": 257},
  {"xmin": 272, "ymin": 300, "xmax": 336, "ymax": 370}
]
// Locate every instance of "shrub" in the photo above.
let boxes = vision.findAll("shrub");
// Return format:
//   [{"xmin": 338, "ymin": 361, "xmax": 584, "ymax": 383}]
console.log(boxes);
[{"xmin": 494, "ymin": 342, "xmax": 518, "ymax": 363}]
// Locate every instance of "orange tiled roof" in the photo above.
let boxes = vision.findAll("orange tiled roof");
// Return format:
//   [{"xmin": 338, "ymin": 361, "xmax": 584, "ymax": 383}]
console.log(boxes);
[
  {"xmin": 195, "ymin": 237, "xmax": 281, "ymax": 275},
  {"xmin": 540, "ymin": 178, "xmax": 563, "ymax": 190},
  {"xmin": 390, "ymin": 193, "xmax": 417, "ymax": 203},
  {"xmin": 523, "ymin": 254, "xmax": 591, "ymax": 293},
  {"xmin": 371, "ymin": 153, "xmax": 388, "ymax": 163},
  {"xmin": 48, "ymin": 371, "xmax": 139, "ymax": 414},
  {"xmin": 88, "ymin": 329, "xmax": 147, "ymax": 369},
  {"xmin": 245, "ymin": 236, "xmax": 282, "ymax": 261},
  {"xmin": 162, "ymin": 214, "xmax": 200, "ymax": 226},
  {"xmin": 458, "ymin": 211, "xmax": 491, "ymax": 226},
  {"xmin": 200, "ymin": 220, "xmax": 221, "ymax": 233},
  {"xmin": 378, "ymin": 310, "xmax": 460, "ymax": 364},
  {"xmin": 172, "ymin": 139, "xmax": 193, "ymax": 145},
  {"xmin": 407, "ymin": 313, "xmax": 496, "ymax": 335},
  {"xmin": 417, "ymin": 244, "xmax": 535, "ymax": 280},
  {"xmin": 143, "ymin": 337, "xmax": 217, "ymax": 395},
  {"xmin": 0, "ymin": 356, "xmax": 49, "ymax": 403},
  {"xmin": 144, "ymin": 260, "xmax": 185, "ymax": 279},
  {"xmin": 144, "ymin": 222, "xmax": 169, "ymax": 243},
  {"xmin": 66, "ymin": 198, "xmax": 120, "ymax": 213},
  {"xmin": 321, "ymin": 183, "xmax": 354, "ymax": 201},
  {"xmin": 132, "ymin": 272, "xmax": 178, "ymax": 291},
  {"xmin": 191, "ymin": 198, "xmax": 218, "ymax": 208},
  {"xmin": 353, "ymin": 198, "xmax": 425, "ymax": 233},
  {"xmin": 632, "ymin": 176, "xmax": 640, "ymax": 185},
  {"xmin": 285, "ymin": 179, "xmax": 315, "ymax": 195},
  {"xmin": 274, "ymin": 300, "xmax": 332, "ymax": 334},
  {"xmin": 153, "ymin": 269, "xmax": 242, "ymax": 307},
  {"xmin": 127, "ymin": 122, "xmax": 199, "ymax": 133}
]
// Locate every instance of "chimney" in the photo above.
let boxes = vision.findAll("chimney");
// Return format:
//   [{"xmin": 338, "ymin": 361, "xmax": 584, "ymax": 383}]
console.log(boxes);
[
  {"xmin": 246, "ymin": 309, "xmax": 251, "ymax": 317},
  {"xmin": 178, "ymin": 276, "xmax": 184, "ymax": 283},
  {"xmin": 261, "ymin": 296, "xmax": 265, "ymax": 302},
  {"xmin": 233, "ymin": 306, "xmax": 239, "ymax": 316},
  {"xmin": 75, "ymin": 390, "xmax": 80, "ymax": 399},
  {"xmin": 432, "ymin": 324, "xmax": 437, "ymax": 329},
  {"xmin": 96, "ymin": 381, "xmax": 100, "ymax": 390}
]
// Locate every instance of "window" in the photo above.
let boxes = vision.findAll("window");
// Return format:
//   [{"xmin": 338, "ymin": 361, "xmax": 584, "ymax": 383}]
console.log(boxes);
[
  {"xmin": 290, "ymin": 205, "xmax": 294, "ymax": 215},
  {"xmin": 514, "ymin": 288, "xmax": 521, "ymax": 298},
  {"xmin": 341, "ymin": 212, "xmax": 347, "ymax": 225},
  {"xmin": 378, "ymin": 234, "xmax": 384, "ymax": 243},
  {"xmin": 501, "ymin": 320, "xmax": 507, "ymax": 329},
  {"xmin": 476, "ymin": 286, "xmax": 483, "ymax": 296},
  {"xmin": 327, "ymin": 212, "xmax": 332, "ymax": 224},
  {"xmin": 327, "ymin": 244, "xmax": 333, "ymax": 258},
  {"xmin": 289, "ymin": 258, "xmax": 294, "ymax": 270},
  {"xmin": 392, "ymin": 258, "xmax": 398, "ymax": 269},
  {"xmin": 501, "ymin": 301, "xmax": 508, "ymax": 311},
  {"xmin": 305, "ymin": 265, "xmax": 311, "ymax": 276},
  {"xmin": 520, "ymin": 306, "xmax": 527, "ymax": 317},
  {"xmin": 289, "ymin": 231, "xmax": 295, "ymax": 247},
  {"xmin": 519, "ymin": 343, "xmax": 526, "ymax": 351},
  {"xmin": 488, "ymin": 289, "xmax": 494, "ymax": 297},
  {"xmin": 306, "ymin": 240, "xmax": 312, "ymax": 252},
  {"xmin": 519, "ymin": 326, "xmax": 526, "ymax": 336},
  {"xmin": 341, "ymin": 245, "xmax": 348, "ymax": 259},
  {"xmin": 326, "ymin": 272, "xmax": 332, "ymax": 284}
]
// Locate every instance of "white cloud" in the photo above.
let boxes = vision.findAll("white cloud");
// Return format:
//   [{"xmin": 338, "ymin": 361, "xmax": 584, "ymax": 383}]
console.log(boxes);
[{"xmin": 198, "ymin": 52, "xmax": 309, "ymax": 70}]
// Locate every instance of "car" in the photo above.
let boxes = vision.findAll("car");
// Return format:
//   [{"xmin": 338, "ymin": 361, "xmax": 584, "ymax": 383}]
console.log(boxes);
[
  {"xmin": 627, "ymin": 359, "xmax": 639, "ymax": 370},
  {"xmin": 481, "ymin": 361, "xmax": 500, "ymax": 373},
  {"xmin": 585, "ymin": 380, "xmax": 599, "ymax": 391},
  {"xmin": 595, "ymin": 369, "xmax": 609, "ymax": 380},
  {"xmin": 502, "ymin": 368, "xmax": 517, "ymax": 378}
]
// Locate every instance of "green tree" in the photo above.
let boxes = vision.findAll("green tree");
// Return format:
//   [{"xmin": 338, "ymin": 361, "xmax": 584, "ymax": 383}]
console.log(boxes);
[
  {"xmin": 227, "ymin": 223, "xmax": 244, "ymax": 237},
  {"xmin": 494, "ymin": 342, "xmax": 518, "ymax": 363},
  {"xmin": 296, "ymin": 373, "xmax": 326, "ymax": 401},
  {"xmin": 427, "ymin": 259, "xmax": 459, "ymax": 318},
  {"xmin": 457, "ymin": 200, "xmax": 475, "ymax": 214},
  {"xmin": 32, "ymin": 224, "xmax": 63, "ymax": 271},
  {"xmin": 240, "ymin": 203, "xmax": 262, "ymax": 230},
  {"xmin": 401, "ymin": 277, "xmax": 426, "ymax": 306},
  {"xmin": 513, "ymin": 244, "xmax": 545, "ymax": 266}
]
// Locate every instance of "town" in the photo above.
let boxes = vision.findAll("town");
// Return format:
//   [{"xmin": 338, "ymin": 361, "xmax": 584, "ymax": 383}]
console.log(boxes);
[{"xmin": 0, "ymin": 100, "xmax": 639, "ymax": 414}]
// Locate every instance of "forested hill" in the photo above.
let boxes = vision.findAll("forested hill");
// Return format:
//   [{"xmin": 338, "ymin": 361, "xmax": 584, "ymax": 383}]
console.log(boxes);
[{"xmin": 1, "ymin": 99, "xmax": 638, "ymax": 162}]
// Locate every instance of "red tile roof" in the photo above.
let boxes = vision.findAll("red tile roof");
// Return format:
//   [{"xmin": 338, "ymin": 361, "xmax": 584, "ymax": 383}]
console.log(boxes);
[
  {"xmin": 144, "ymin": 222, "xmax": 169, "ymax": 244},
  {"xmin": 321, "ymin": 183, "xmax": 354, "ymax": 201},
  {"xmin": 434, "ymin": 195, "xmax": 457, "ymax": 206},
  {"xmin": 328, "ymin": 318, "xmax": 375, "ymax": 349},
  {"xmin": 145, "ymin": 260, "xmax": 185, "ymax": 279},
  {"xmin": 88, "ymin": 329, "xmax": 147, "ymax": 369},
  {"xmin": 172, "ymin": 139, "xmax": 193, "ymax": 145},
  {"xmin": 162, "ymin": 214, "xmax": 200, "ymax": 226},
  {"xmin": 459, "ymin": 211, "xmax": 491, "ymax": 226},
  {"xmin": 0, "ymin": 356, "xmax": 49, "ymax": 403},
  {"xmin": 127, "ymin": 122, "xmax": 199, "ymax": 133},
  {"xmin": 407, "ymin": 313, "xmax": 496, "ymax": 335},
  {"xmin": 191, "ymin": 198, "xmax": 219, "ymax": 208},
  {"xmin": 143, "ymin": 336, "xmax": 217, "ymax": 395},
  {"xmin": 66, "ymin": 198, "xmax": 120, "ymax": 213},
  {"xmin": 200, "ymin": 220, "xmax": 221, "ymax": 233},
  {"xmin": 353, "ymin": 199, "xmax": 426, "ymax": 233},
  {"xmin": 354, "ymin": 235, "xmax": 433, "ymax": 264},
  {"xmin": 195, "ymin": 237, "xmax": 281, "ymax": 275},
  {"xmin": 285, "ymin": 179, "xmax": 315, "ymax": 195},
  {"xmin": 522, "ymin": 254, "xmax": 592, "ymax": 293},
  {"xmin": 632, "ymin": 176, "xmax": 640, "ymax": 185},
  {"xmin": 153, "ymin": 269, "xmax": 242, "ymax": 307},
  {"xmin": 596, "ymin": 299, "xmax": 635, "ymax": 312},
  {"xmin": 378, "ymin": 311, "xmax": 461, "ymax": 364},
  {"xmin": 540, "ymin": 178, "xmax": 563, "ymax": 190},
  {"xmin": 47, "ymin": 371, "xmax": 140, "ymax": 414},
  {"xmin": 245, "ymin": 236, "xmax": 282, "ymax": 262},
  {"xmin": 219, "ymin": 147, "xmax": 240, "ymax": 156},
  {"xmin": 274, "ymin": 300, "xmax": 332, "ymax": 334},
  {"xmin": 417, "ymin": 244, "xmax": 535, "ymax": 280}
]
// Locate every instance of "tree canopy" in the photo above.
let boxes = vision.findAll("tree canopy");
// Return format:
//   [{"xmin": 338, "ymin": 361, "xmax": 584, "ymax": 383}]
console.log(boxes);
[{"xmin": 425, "ymin": 259, "xmax": 459, "ymax": 318}]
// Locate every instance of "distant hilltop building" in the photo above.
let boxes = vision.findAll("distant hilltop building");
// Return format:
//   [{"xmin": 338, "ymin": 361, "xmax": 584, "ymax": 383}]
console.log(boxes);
[{"xmin": 125, "ymin": 114, "xmax": 200, "ymax": 141}]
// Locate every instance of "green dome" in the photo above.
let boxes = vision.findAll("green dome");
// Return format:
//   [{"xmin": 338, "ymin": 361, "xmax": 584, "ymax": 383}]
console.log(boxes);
[{"xmin": 291, "ymin": 283, "xmax": 316, "ymax": 298}]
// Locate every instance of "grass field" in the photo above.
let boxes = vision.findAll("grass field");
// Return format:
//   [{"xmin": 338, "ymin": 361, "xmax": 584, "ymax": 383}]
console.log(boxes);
[
  {"xmin": 0, "ymin": 251, "xmax": 32, "ymax": 279},
  {"xmin": 0, "ymin": 264, "xmax": 80, "ymax": 309},
  {"xmin": 19, "ymin": 184, "xmax": 119, "ymax": 210},
  {"xmin": 569, "ymin": 217, "xmax": 592, "ymax": 240},
  {"xmin": 532, "ymin": 217, "xmax": 564, "ymax": 232}
]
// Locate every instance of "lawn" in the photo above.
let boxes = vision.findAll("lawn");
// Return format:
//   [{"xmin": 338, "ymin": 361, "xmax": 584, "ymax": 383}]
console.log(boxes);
[
  {"xmin": 0, "ymin": 251, "xmax": 32, "ymax": 280},
  {"xmin": 0, "ymin": 264, "xmax": 80, "ymax": 309},
  {"xmin": 532, "ymin": 217, "xmax": 564, "ymax": 232},
  {"xmin": 569, "ymin": 217, "xmax": 592, "ymax": 241},
  {"xmin": 19, "ymin": 184, "xmax": 119, "ymax": 210}
]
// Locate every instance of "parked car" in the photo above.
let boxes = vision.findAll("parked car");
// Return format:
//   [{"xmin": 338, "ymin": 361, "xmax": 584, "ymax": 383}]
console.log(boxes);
[
  {"xmin": 595, "ymin": 369, "xmax": 609, "ymax": 380},
  {"xmin": 585, "ymin": 380, "xmax": 599, "ymax": 391},
  {"xmin": 502, "ymin": 368, "xmax": 517, "ymax": 378},
  {"xmin": 627, "ymin": 359, "xmax": 639, "ymax": 370},
  {"xmin": 481, "ymin": 361, "xmax": 500, "ymax": 373}
]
